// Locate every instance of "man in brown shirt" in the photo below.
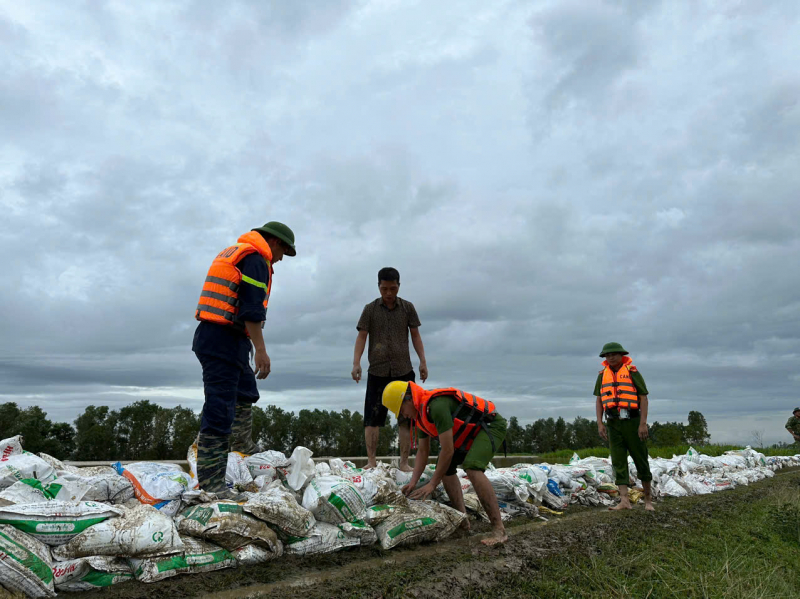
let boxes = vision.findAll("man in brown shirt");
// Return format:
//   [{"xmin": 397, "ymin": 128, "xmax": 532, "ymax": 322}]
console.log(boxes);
[{"xmin": 352, "ymin": 267, "xmax": 428, "ymax": 470}]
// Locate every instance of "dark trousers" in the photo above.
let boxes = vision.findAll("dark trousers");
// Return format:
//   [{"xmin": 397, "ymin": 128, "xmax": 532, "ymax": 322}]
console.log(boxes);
[
  {"xmin": 607, "ymin": 417, "xmax": 653, "ymax": 486},
  {"xmin": 364, "ymin": 371, "xmax": 415, "ymax": 427},
  {"xmin": 196, "ymin": 352, "xmax": 259, "ymax": 436}
]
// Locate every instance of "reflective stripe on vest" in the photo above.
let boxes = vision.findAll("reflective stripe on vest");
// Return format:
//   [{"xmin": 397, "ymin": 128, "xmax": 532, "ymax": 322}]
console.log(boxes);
[
  {"xmin": 600, "ymin": 361, "xmax": 640, "ymax": 410},
  {"xmin": 195, "ymin": 231, "xmax": 273, "ymax": 329}
]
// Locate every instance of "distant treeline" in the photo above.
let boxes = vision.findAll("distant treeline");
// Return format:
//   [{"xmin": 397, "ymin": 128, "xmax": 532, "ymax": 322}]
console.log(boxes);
[{"xmin": 0, "ymin": 401, "xmax": 712, "ymax": 461}]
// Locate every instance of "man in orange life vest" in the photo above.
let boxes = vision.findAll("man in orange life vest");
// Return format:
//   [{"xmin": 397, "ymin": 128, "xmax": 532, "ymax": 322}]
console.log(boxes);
[
  {"xmin": 193, "ymin": 221, "xmax": 296, "ymax": 498},
  {"xmin": 595, "ymin": 342, "xmax": 655, "ymax": 511},
  {"xmin": 382, "ymin": 381, "xmax": 509, "ymax": 546}
]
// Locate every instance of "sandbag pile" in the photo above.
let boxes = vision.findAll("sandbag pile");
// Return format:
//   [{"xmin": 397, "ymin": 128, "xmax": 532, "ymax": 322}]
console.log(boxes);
[
  {"xmin": 1, "ymin": 432, "xmax": 797, "ymax": 597},
  {"xmin": 529, "ymin": 446, "xmax": 800, "ymax": 505}
]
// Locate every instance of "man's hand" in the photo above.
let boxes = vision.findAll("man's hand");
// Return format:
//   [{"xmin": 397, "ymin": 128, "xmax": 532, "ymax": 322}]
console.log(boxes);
[
  {"xmin": 351, "ymin": 364, "xmax": 362, "ymax": 383},
  {"xmin": 598, "ymin": 422, "xmax": 607, "ymax": 441},
  {"xmin": 419, "ymin": 363, "xmax": 428, "ymax": 383},
  {"xmin": 401, "ymin": 481, "xmax": 417, "ymax": 496},
  {"xmin": 638, "ymin": 422, "xmax": 649, "ymax": 441},
  {"xmin": 254, "ymin": 349, "xmax": 271, "ymax": 379},
  {"xmin": 410, "ymin": 483, "xmax": 435, "ymax": 500}
]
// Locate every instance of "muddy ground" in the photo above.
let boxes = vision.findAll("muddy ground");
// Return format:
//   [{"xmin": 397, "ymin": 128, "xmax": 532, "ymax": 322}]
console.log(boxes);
[{"xmin": 71, "ymin": 468, "xmax": 800, "ymax": 599}]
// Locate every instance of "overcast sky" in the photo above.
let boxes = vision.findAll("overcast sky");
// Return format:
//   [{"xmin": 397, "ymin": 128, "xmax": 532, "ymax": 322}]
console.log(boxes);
[{"xmin": 1, "ymin": 0, "xmax": 799, "ymax": 446}]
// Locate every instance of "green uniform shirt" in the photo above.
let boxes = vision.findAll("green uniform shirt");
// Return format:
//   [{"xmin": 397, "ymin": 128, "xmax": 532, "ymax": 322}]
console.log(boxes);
[
  {"xmin": 785, "ymin": 416, "xmax": 800, "ymax": 435},
  {"xmin": 594, "ymin": 367, "xmax": 648, "ymax": 418},
  {"xmin": 417, "ymin": 396, "xmax": 506, "ymax": 439},
  {"xmin": 416, "ymin": 395, "xmax": 507, "ymax": 474}
]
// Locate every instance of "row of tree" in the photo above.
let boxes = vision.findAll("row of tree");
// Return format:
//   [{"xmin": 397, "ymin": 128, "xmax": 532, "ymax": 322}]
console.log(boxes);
[{"xmin": 0, "ymin": 401, "xmax": 713, "ymax": 461}]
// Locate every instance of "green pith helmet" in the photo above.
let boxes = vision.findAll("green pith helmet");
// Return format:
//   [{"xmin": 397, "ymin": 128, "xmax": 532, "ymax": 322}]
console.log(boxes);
[
  {"xmin": 599, "ymin": 342, "xmax": 629, "ymax": 357},
  {"xmin": 253, "ymin": 221, "xmax": 296, "ymax": 256},
  {"xmin": 794, "ymin": 407, "xmax": 800, "ymax": 414}
]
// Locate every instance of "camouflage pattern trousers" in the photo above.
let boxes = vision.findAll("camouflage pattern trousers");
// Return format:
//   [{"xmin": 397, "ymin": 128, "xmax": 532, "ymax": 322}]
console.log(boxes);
[{"xmin": 195, "ymin": 353, "xmax": 262, "ymax": 493}]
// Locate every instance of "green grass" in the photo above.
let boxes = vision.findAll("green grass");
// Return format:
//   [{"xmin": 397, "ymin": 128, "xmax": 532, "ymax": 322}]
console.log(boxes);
[
  {"xmin": 536, "ymin": 444, "xmax": 800, "ymax": 463},
  {"xmin": 478, "ymin": 471, "xmax": 800, "ymax": 598}
]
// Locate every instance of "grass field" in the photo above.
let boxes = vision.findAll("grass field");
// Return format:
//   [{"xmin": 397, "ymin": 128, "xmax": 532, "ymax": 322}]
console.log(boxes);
[{"xmin": 535, "ymin": 443, "xmax": 800, "ymax": 463}]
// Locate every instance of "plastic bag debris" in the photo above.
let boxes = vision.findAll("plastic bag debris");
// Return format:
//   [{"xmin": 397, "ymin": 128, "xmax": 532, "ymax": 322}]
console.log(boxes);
[
  {"xmin": 302, "ymin": 476, "xmax": 367, "ymax": 525},
  {"xmin": 130, "ymin": 535, "xmax": 236, "ymax": 583},
  {"xmin": 243, "ymin": 483, "xmax": 316, "ymax": 537},
  {"xmin": 113, "ymin": 462, "xmax": 191, "ymax": 505},
  {"xmin": 53, "ymin": 503, "xmax": 184, "ymax": 560},
  {"xmin": 176, "ymin": 501, "xmax": 282, "ymax": 555},
  {"xmin": 231, "ymin": 543, "xmax": 276, "ymax": 565},
  {"xmin": 0, "ymin": 501, "xmax": 123, "ymax": 546},
  {"xmin": 373, "ymin": 500, "xmax": 466, "ymax": 550},
  {"xmin": 0, "ymin": 523, "xmax": 56, "ymax": 597},
  {"xmin": 53, "ymin": 556, "xmax": 133, "ymax": 591},
  {"xmin": 244, "ymin": 450, "xmax": 292, "ymax": 483},
  {"xmin": 285, "ymin": 446, "xmax": 316, "ymax": 491}
]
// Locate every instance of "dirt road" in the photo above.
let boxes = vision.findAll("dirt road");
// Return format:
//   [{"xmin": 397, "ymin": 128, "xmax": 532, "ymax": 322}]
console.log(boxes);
[{"xmin": 74, "ymin": 468, "xmax": 800, "ymax": 599}]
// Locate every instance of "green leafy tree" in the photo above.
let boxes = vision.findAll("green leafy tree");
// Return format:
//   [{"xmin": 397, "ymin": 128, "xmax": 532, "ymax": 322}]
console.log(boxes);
[
  {"xmin": 73, "ymin": 406, "xmax": 119, "ymax": 460},
  {"xmin": 255, "ymin": 405, "xmax": 294, "ymax": 454},
  {"xmin": 171, "ymin": 406, "xmax": 200, "ymax": 457},
  {"xmin": 649, "ymin": 421, "xmax": 685, "ymax": 446},
  {"xmin": 685, "ymin": 411, "xmax": 710, "ymax": 445},
  {"xmin": 554, "ymin": 416, "xmax": 571, "ymax": 450},
  {"xmin": 506, "ymin": 416, "xmax": 525, "ymax": 453},
  {"xmin": 571, "ymin": 416, "xmax": 604, "ymax": 449}
]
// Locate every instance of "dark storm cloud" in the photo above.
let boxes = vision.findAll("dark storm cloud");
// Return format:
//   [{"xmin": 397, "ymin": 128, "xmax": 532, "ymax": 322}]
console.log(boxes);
[{"xmin": 0, "ymin": 0, "xmax": 798, "ymax": 445}]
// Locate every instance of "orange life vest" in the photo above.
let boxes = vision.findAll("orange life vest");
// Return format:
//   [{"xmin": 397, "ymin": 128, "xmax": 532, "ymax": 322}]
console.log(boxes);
[
  {"xmin": 599, "ymin": 356, "xmax": 640, "ymax": 411},
  {"xmin": 195, "ymin": 231, "xmax": 273, "ymax": 329},
  {"xmin": 410, "ymin": 382, "xmax": 497, "ymax": 452}
]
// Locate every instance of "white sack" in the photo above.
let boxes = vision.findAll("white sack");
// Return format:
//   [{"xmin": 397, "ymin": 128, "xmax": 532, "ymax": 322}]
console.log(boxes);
[
  {"xmin": 0, "ymin": 501, "xmax": 123, "ymax": 546},
  {"xmin": 243, "ymin": 483, "xmax": 316, "ymax": 538},
  {"xmin": 302, "ymin": 476, "xmax": 367, "ymax": 524},
  {"xmin": 0, "ymin": 477, "xmax": 92, "ymax": 504},
  {"xmin": 373, "ymin": 500, "xmax": 466, "ymax": 550},
  {"xmin": 130, "ymin": 536, "xmax": 236, "ymax": 583},
  {"xmin": 53, "ymin": 556, "xmax": 133, "ymax": 591},
  {"xmin": 176, "ymin": 501, "xmax": 282, "ymax": 555},
  {"xmin": 0, "ymin": 523, "xmax": 56, "ymax": 597},
  {"xmin": 52, "ymin": 504, "xmax": 183, "ymax": 560},
  {"xmin": 113, "ymin": 462, "xmax": 191, "ymax": 505},
  {"xmin": 0, "ymin": 454, "xmax": 57, "ymax": 490}
]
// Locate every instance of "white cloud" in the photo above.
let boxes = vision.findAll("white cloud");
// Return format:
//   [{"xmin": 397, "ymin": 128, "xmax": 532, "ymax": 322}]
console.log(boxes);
[{"xmin": 1, "ymin": 0, "xmax": 799, "ymax": 446}]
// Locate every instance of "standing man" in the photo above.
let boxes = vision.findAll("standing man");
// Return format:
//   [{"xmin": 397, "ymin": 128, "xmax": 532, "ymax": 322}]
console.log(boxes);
[
  {"xmin": 193, "ymin": 221, "xmax": 296, "ymax": 498},
  {"xmin": 595, "ymin": 342, "xmax": 655, "ymax": 512},
  {"xmin": 352, "ymin": 267, "xmax": 428, "ymax": 471},
  {"xmin": 382, "ymin": 380, "xmax": 508, "ymax": 546},
  {"xmin": 785, "ymin": 408, "xmax": 800, "ymax": 444}
]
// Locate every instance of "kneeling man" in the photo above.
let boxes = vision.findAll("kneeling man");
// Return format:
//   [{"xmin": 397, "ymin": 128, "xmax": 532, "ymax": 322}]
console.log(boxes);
[{"xmin": 382, "ymin": 381, "xmax": 508, "ymax": 546}]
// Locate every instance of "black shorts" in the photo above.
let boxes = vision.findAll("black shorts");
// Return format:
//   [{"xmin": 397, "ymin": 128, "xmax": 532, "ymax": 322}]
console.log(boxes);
[{"xmin": 364, "ymin": 371, "xmax": 415, "ymax": 427}]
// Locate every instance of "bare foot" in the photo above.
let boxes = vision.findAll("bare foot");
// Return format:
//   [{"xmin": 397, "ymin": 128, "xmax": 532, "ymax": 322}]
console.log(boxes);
[
  {"xmin": 365, "ymin": 462, "xmax": 377, "ymax": 470},
  {"xmin": 481, "ymin": 529, "xmax": 508, "ymax": 546},
  {"xmin": 644, "ymin": 501, "xmax": 655, "ymax": 512},
  {"xmin": 459, "ymin": 518, "xmax": 471, "ymax": 532},
  {"xmin": 398, "ymin": 463, "xmax": 414, "ymax": 473},
  {"xmin": 609, "ymin": 501, "xmax": 633, "ymax": 511}
]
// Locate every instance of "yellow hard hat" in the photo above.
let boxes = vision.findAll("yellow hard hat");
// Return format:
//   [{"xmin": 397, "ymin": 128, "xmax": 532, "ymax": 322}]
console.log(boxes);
[{"xmin": 382, "ymin": 381, "xmax": 410, "ymax": 417}]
